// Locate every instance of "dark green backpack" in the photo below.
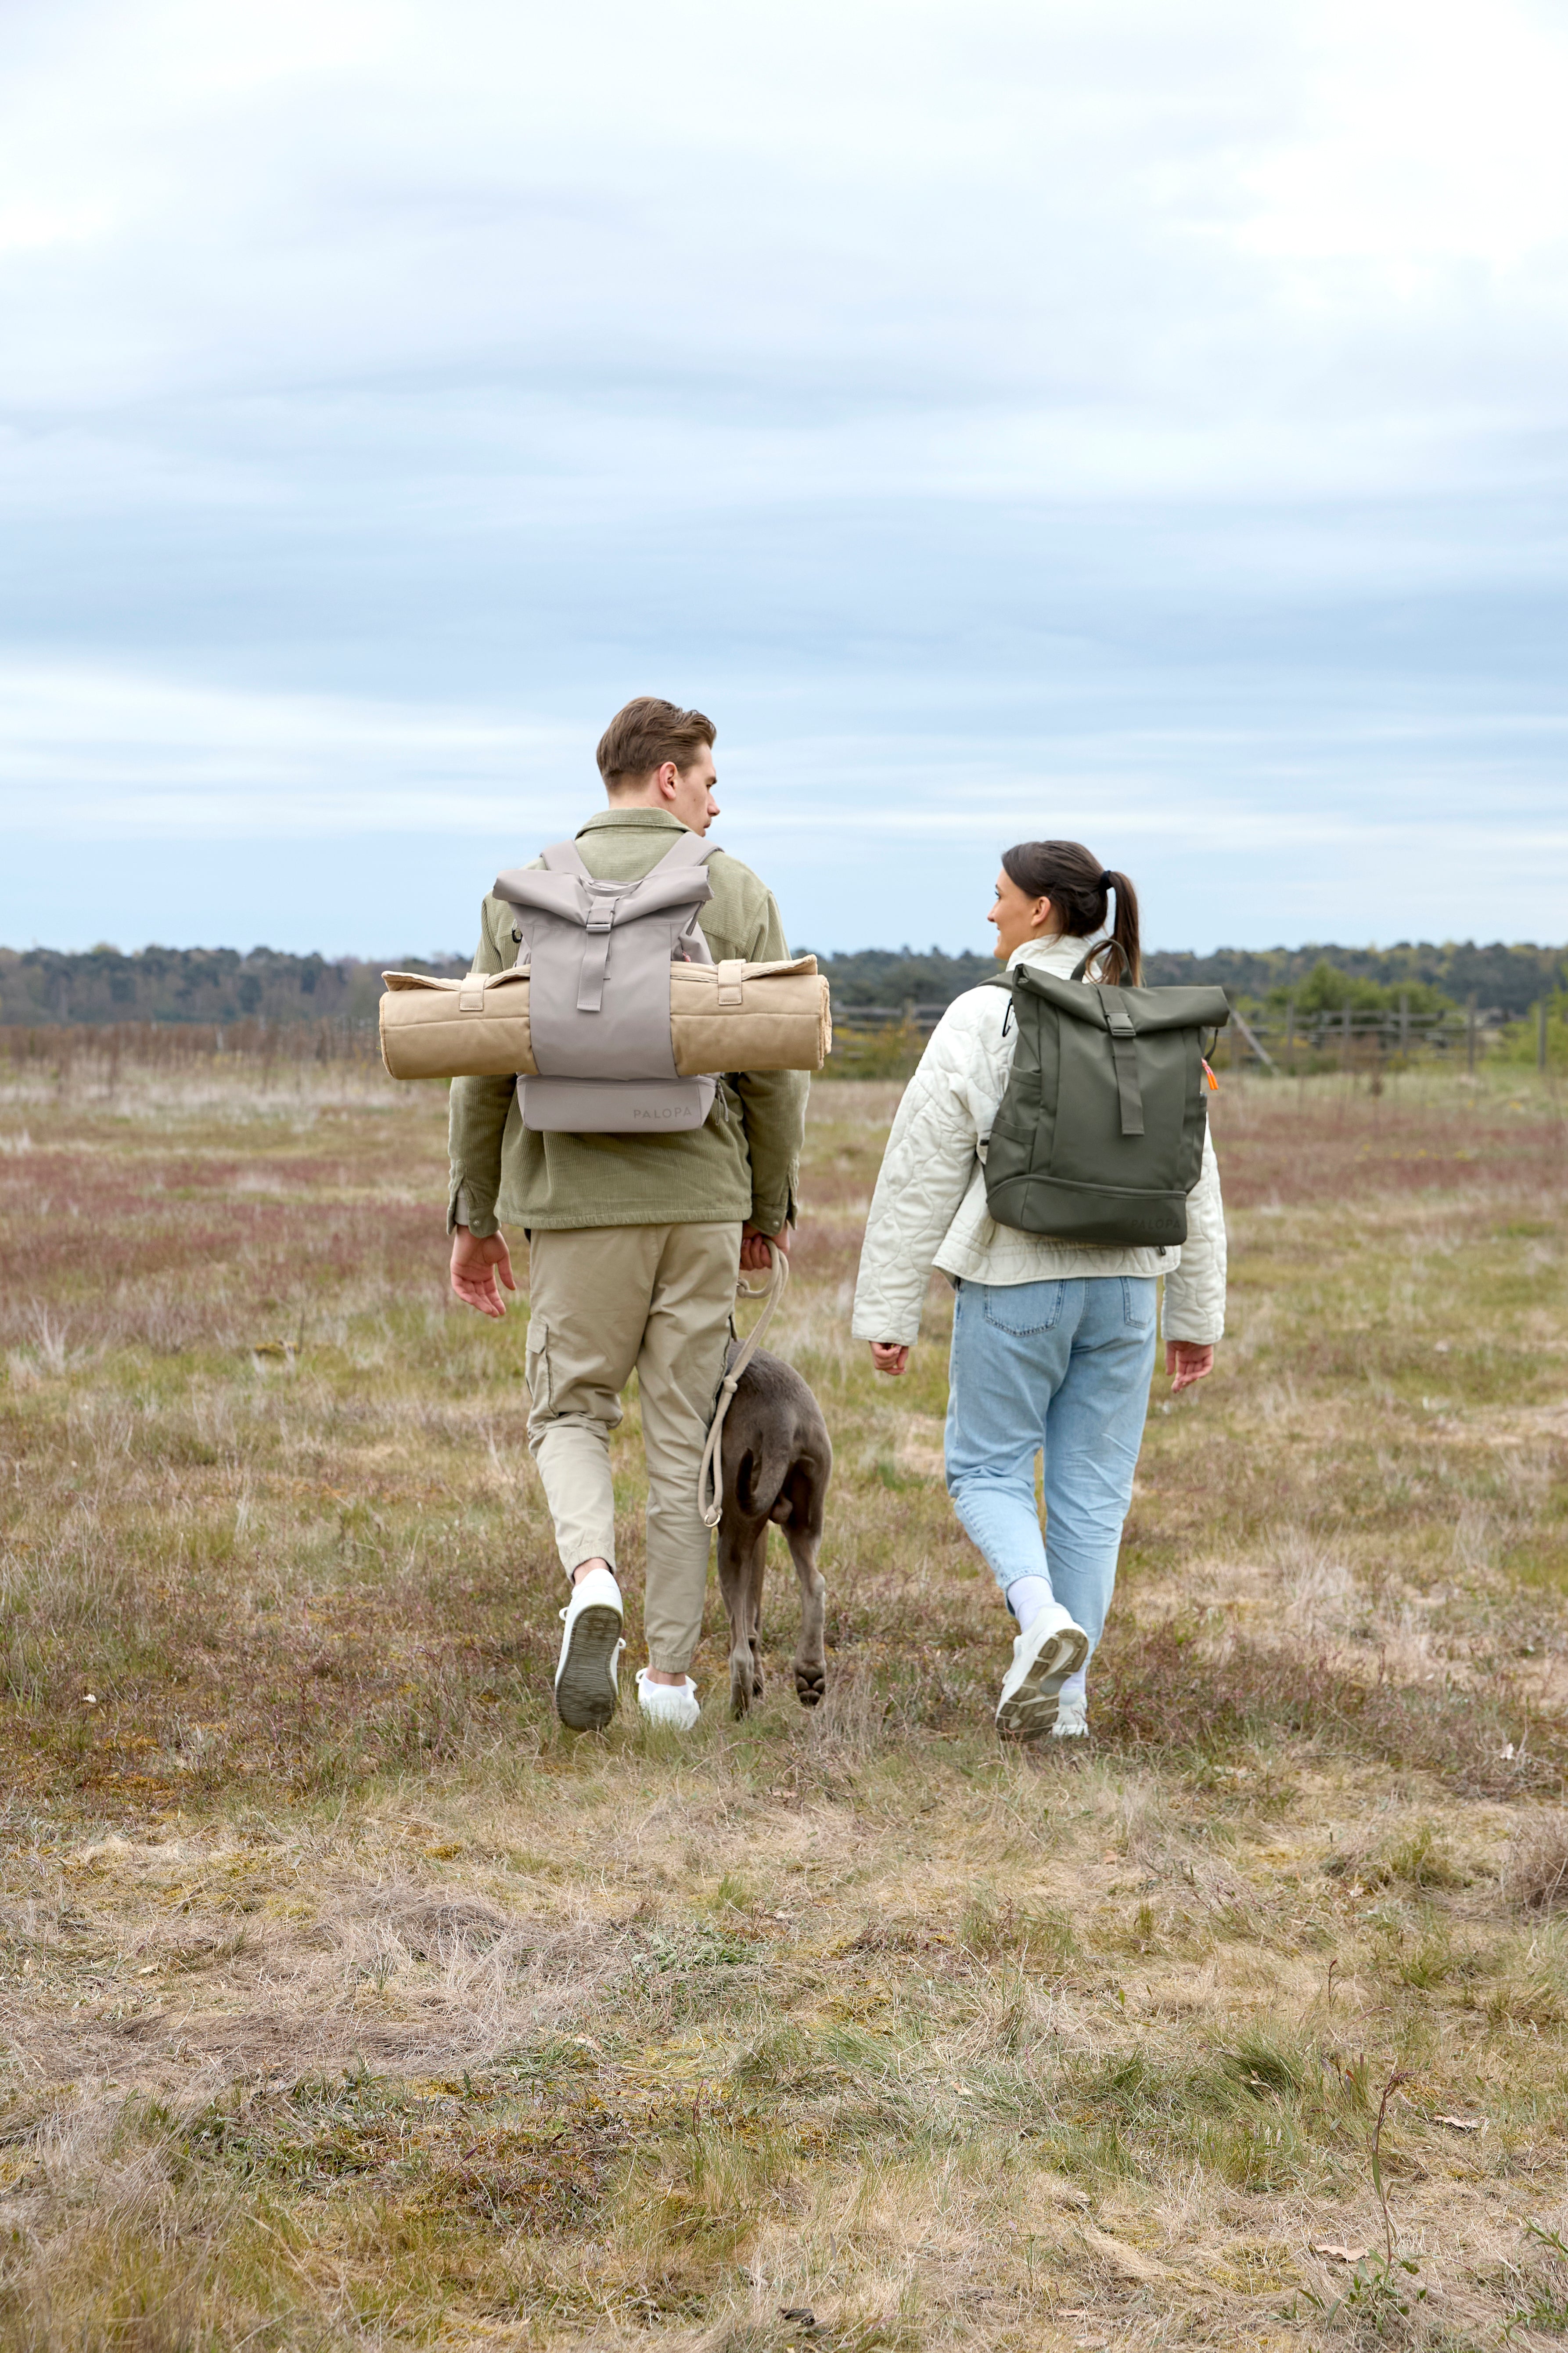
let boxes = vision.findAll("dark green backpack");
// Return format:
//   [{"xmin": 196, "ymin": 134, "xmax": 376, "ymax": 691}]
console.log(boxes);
[{"xmin": 982, "ymin": 956, "xmax": 1230, "ymax": 1248}]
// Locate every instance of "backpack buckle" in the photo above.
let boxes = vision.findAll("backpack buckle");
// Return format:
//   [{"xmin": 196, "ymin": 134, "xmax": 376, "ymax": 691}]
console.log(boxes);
[{"xmin": 584, "ymin": 881, "xmax": 619, "ymax": 935}]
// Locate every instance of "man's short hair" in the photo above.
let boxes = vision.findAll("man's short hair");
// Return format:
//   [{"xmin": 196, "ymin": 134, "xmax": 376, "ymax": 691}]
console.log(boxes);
[{"xmin": 596, "ymin": 697, "xmax": 716, "ymax": 789}]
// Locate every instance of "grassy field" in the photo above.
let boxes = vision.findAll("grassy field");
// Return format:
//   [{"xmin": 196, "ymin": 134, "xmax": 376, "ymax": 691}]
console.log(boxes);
[{"xmin": 1, "ymin": 1046, "xmax": 1566, "ymax": 2351}]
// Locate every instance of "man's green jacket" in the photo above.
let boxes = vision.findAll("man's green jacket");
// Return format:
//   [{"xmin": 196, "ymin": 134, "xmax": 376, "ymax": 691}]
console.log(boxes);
[{"xmin": 447, "ymin": 809, "xmax": 808, "ymax": 1238}]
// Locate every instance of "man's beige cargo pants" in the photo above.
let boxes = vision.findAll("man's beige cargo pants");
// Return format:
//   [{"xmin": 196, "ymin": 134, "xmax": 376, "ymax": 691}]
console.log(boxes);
[{"xmin": 524, "ymin": 1222, "xmax": 741, "ymax": 1676}]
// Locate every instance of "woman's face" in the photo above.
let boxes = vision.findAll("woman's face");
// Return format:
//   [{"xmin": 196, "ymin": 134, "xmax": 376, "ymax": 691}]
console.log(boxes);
[{"xmin": 988, "ymin": 868, "xmax": 1057, "ymax": 961}]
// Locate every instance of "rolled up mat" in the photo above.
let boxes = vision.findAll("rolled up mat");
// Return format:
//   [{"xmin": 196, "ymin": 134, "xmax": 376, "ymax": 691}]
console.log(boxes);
[
  {"xmin": 379, "ymin": 968, "xmax": 539, "ymax": 1079},
  {"xmin": 670, "ymin": 958, "xmax": 831, "ymax": 1076},
  {"xmin": 379, "ymin": 957, "xmax": 831, "ymax": 1082}
]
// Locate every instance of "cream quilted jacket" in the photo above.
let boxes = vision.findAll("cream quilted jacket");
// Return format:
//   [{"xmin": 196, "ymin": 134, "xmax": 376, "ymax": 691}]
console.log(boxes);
[{"xmin": 850, "ymin": 933, "xmax": 1227, "ymax": 1348}]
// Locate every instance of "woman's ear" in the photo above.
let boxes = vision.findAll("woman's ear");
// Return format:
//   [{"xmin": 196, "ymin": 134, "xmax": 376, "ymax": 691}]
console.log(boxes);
[{"xmin": 1032, "ymin": 896, "xmax": 1054, "ymax": 933}]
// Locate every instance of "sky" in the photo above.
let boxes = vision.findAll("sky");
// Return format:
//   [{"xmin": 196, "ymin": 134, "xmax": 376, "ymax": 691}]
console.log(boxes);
[{"xmin": 3, "ymin": 0, "xmax": 1567, "ymax": 961}]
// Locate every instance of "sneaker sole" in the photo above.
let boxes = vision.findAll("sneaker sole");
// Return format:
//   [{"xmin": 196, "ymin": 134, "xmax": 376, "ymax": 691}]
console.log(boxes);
[
  {"xmin": 554, "ymin": 1604, "xmax": 622, "ymax": 1732},
  {"xmin": 996, "ymin": 1627, "xmax": 1090, "ymax": 1743}
]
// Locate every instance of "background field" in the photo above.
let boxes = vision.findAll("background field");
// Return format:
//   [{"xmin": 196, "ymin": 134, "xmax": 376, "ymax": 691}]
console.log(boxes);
[{"xmin": 1, "ymin": 1051, "xmax": 1566, "ymax": 2350}]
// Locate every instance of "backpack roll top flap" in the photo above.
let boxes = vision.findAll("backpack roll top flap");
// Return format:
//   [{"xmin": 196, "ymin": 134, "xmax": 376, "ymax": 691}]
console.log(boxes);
[
  {"xmin": 669, "ymin": 956, "xmax": 831, "ymax": 1075},
  {"xmin": 982, "ymin": 965, "xmax": 1230, "ymax": 1249},
  {"xmin": 1013, "ymin": 965, "xmax": 1231, "ymax": 1035},
  {"xmin": 378, "ymin": 969, "xmax": 538, "ymax": 1081}
]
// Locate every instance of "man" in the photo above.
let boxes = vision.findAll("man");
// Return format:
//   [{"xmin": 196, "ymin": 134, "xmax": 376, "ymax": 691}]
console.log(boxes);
[{"xmin": 447, "ymin": 697, "xmax": 807, "ymax": 1732}]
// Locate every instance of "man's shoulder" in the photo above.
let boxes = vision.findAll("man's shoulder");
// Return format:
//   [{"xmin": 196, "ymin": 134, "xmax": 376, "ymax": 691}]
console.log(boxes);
[{"xmin": 704, "ymin": 844, "xmax": 773, "ymax": 901}]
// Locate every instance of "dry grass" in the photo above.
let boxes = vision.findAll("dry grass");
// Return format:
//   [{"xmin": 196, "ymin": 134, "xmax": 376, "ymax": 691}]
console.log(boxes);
[{"xmin": 1, "ymin": 1050, "xmax": 1567, "ymax": 2349}]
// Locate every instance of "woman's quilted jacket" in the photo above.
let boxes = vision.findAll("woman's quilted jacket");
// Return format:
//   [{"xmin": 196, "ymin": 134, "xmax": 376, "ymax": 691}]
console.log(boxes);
[{"xmin": 850, "ymin": 933, "xmax": 1227, "ymax": 1348}]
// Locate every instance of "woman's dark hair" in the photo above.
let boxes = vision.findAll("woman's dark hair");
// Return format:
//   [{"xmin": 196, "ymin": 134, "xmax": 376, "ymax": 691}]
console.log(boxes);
[{"xmin": 1000, "ymin": 840, "xmax": 1141, "ymax": 985}]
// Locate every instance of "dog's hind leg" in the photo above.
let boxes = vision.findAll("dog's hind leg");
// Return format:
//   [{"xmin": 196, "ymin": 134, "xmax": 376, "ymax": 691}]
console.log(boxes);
[
  {"xmin": 780, "ymin": 1462, "xmax": 829, "ymax": 1709},
  {"xmin": 744, "ymin": 1523, "xmax": 767, "ymax": 1700},
  {"xmin": 720, "ymin": 1522, "xmax": 767, "ymax": 1719}
]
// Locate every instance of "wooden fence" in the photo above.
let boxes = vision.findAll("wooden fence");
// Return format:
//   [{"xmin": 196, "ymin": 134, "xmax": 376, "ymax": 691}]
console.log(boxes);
[
  {"xmin": 829, "ymin": 993, "xmax": 1527, "ymax": 1075},
  {"xmin": 0, "ymin": 1019, "xmax": 384, "ymax": 1074},
  {"xmin": 1, "ymin": 991, "xmax": 1550, "ymax": 1083}
]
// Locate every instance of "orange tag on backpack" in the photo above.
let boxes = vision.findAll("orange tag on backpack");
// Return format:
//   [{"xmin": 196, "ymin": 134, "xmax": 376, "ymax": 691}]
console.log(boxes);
[{"xmin": 1202, "ymin": 1059, "xmax": 1219, "ymax": 1092}]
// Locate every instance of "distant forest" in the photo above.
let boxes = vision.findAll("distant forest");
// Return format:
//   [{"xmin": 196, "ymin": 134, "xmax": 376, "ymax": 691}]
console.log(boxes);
[
  {"xmin": 0, "ymin": 946, "xmax": 463, "ymax": 1030},
  {"xmin": 2, "ymin": 937, "xmax": 1564, "ymax": 1027},
  {"xmin": 764, "ymin": 940, "xmax": 1568, "ymax": 1018}
]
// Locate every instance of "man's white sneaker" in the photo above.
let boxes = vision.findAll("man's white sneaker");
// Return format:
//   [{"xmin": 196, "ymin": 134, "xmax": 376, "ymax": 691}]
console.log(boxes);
[
  {"xmin": 995, "ymin": 1604, "xmax": 1090, "ymax": 1742},
  {"xmin": 1052, "ymin": 1667, "xmax": 1089, "ymax": 1740},
  {"xmin": 554, "ymin": 1567, "xmax": 625, "ymax": 1731},
  {"xmin": 635, "ymin": 1670, "xmax": 701, "ymax": 1730}
]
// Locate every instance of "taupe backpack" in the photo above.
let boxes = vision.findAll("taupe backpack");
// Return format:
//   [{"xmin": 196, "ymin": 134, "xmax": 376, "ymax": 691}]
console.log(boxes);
[{"xmin": 493, "ymin": 831, "xmax": 721, "ymax": 1134}]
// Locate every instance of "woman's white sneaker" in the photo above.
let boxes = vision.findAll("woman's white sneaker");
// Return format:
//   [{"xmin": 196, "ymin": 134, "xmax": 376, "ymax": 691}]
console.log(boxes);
[
  {"xmin": 635, "ymin": 1670, "xmax": 701, "ymax": 1730},
  {"xmin": 996, "ymin": 1604, "xmax": 1090, "ymax": 1742},
  {"xmin": 554, "ymin": 1567, "xmax": 625, "ymax": 1731}
]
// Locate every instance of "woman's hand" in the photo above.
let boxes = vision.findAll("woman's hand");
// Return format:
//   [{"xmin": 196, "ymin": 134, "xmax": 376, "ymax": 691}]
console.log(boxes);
[
  {"xmin": 870, "ymin": 1342, "xmax": 910, "ymax": 1377},
  {"xmin": 1166, "ymin": 1341, "xmax": 1213, "ymax": 1393}
]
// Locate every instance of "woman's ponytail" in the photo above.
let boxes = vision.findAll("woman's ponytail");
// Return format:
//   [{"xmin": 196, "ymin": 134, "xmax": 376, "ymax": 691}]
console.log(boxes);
[
  {"xmin": 1000, "ymin": 841, "xmax": 1142, "ymax": 984},
  {"xmin": 1100, "ymin": 869, "xmax": 1141, "ymax": 986}
]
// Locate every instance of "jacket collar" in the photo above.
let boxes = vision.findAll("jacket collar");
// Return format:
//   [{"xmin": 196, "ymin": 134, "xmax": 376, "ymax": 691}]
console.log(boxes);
[
  {"xmin": 1006, "ymin": 933, "xmax": 1100, "ymax": 980},
  {"xmin": 575, "ymin": 808, "xmax": 691, "ymax": 837}
]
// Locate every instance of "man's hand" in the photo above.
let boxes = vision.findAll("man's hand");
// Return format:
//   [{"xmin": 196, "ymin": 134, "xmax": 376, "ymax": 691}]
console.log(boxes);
[
  {"xmin": 450, "ymin": 1225, "xmax": 516, "ymax": 1319},
  {"xmin": 1166, "ymin": 1341, "xmax": 1214, "ymax": 1393},
  {"xmin": 740, "ymin": 1221, "xmax": 792, "ymax": 1275},
  {"xmin": 870, "ymin": 1342, "xmax": 910, "ymax": 1377}
]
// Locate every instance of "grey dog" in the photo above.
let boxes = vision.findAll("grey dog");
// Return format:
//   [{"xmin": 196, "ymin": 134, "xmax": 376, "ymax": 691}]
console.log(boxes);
[{"xmin": 716, "ymin": 1343, "xmax": 832, "ymax": 1719}]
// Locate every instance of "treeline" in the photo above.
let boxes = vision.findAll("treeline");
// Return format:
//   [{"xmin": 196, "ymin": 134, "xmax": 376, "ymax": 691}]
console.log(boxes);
[
  {"xmin": 805, "ymin": 940, "xmax": 1568, "ymax": 1020},
  {"xmin": 1139, "ymin": 941, "xmax": 1567, "ymax": 1020},
  {"xmin": 0, "ymin": 944, "xmax": 464, "ymax": 1029},
  {"xmin": 3, "ymin": 936, "xmax": 1564, "ymax": 1028}
]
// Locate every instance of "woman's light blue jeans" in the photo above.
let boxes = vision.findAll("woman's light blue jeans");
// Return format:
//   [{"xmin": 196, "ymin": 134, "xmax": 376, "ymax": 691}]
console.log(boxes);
[{"xmin": 945, "ymin": 1276, "xmax": 1157, "ymax": 1679}]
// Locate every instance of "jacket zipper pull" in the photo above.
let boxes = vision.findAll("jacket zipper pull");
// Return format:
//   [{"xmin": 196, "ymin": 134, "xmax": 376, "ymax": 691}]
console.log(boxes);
[{"xmin": 1201, "ymin": 1059, "xmax": 1219, "ymax": 1092}]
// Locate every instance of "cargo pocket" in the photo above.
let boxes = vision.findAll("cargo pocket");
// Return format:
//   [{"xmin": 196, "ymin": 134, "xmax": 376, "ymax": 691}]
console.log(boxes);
[{"xmin": 523, "ymin": 1312, "xmax": 552, "ymax": 1410}]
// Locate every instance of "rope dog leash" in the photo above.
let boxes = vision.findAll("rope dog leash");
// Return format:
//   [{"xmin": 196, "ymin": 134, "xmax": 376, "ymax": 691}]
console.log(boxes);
[{"xmin": 698, "ymin": 1240, "xmax": 790, "ymax": 1530}]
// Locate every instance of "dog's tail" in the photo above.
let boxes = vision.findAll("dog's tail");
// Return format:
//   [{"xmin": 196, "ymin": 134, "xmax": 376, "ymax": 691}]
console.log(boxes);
[{"xmin": 735, "ymin": 1423, "xmax": 797, "ymax": 1525}]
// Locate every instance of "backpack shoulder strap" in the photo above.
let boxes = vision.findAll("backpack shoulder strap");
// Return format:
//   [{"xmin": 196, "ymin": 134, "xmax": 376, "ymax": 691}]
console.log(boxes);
[
  {"xmin": 645, "ymin": 828, "xmax": 719, "ymax": 874},
  {"xmin": 980, "ymin": 967, "xmax": 1017, "ymax": 1038},
  {"xmin": 542, "ymin": 829, "xmax": 716, "ymax": 881},
  {"xmin": 539, "ymin": 840, "xmax": 593, "ymax": 879}
]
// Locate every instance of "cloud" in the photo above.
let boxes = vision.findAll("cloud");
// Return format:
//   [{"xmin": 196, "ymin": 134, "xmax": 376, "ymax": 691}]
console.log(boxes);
[{"xmin": 0, "ymin": 0, "xmax": 1565, "ymax": 952}]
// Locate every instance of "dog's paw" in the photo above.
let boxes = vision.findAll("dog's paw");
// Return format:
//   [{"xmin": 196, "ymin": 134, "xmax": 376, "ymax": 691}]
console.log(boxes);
[
  {"xmin": 793, "ymin": 1661, "xmax": 826, "ymax": 1709},
  {"xmin": 729, "ymin": 1659, "xmax": 755, "ymax": 1719}
]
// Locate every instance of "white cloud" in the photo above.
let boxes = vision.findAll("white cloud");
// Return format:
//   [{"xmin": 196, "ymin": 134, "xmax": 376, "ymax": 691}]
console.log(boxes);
[
  {"xmin": 0, "ymin": 662, "xmax": 576, "ymax": 834},
  {"xmin": 0, "ymin": 0, "xmax": 1565, "ymax": 950}
]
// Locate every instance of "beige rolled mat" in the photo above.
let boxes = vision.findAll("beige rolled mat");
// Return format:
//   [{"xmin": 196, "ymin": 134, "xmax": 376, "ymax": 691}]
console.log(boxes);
[
  {"xmin": 378, "ymin": 958, "xmax": 830, "ymax": 1081},
  {"xmin": 670, "ymin": 958, "xmax": 831, "ymax": 1076}
]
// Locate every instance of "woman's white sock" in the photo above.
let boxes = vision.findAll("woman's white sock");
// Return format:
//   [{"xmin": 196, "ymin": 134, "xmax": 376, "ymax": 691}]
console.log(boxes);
[{"xmin": 1006, "ymin": 1575, "xmax": 1054, "ymax": 1631}]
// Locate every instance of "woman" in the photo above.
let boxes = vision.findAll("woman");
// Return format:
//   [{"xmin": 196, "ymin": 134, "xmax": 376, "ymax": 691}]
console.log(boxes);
[{"xmin": 851, "ymin": 842, "xmax": 1225, "ymax": 1741}]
